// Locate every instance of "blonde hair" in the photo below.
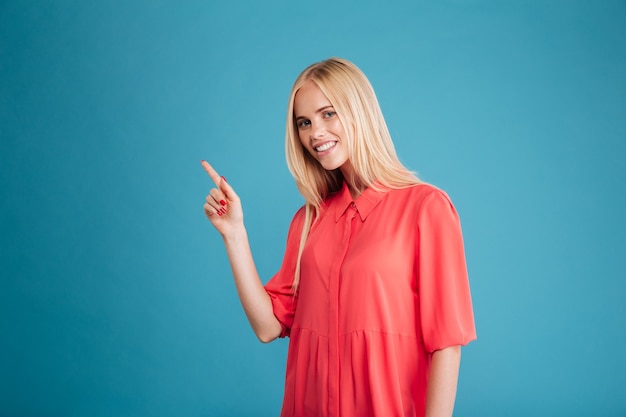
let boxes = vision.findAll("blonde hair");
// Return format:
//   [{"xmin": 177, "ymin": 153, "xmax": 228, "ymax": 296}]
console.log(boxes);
[{"xmin": 285, "ymin": 57, "xmax": 422, "ymax": 289}]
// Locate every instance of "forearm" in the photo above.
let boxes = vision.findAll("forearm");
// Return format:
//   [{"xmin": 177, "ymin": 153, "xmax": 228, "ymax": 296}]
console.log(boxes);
[
  {"xmin": 425, "ymin": 345, "xmax": 461, "ymax": 417},
  {"xmin": 223, "ymin": 225, "xmax": 282, "ymax": 343}
]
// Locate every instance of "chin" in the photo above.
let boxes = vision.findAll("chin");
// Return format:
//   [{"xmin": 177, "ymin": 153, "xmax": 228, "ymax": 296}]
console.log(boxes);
[{"xmin": 319, "ymin": 161, "xmax": 343, "ymax": 172}]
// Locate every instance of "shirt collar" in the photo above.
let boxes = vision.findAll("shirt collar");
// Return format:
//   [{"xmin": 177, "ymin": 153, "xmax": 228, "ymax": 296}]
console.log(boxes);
[{"xmin": 331, "ymin": 181, "xmax": 387, "ymax": 222}]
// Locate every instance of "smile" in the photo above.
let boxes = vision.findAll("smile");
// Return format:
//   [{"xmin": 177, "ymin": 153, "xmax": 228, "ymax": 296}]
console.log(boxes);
[{"xmin": 314, "ymin": 142, "xmax": 337, "ymax": 152}]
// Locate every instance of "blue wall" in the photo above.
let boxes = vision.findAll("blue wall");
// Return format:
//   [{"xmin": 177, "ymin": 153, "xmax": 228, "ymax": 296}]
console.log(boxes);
[{"xmin": 1, "ymin": 1, "xmax": 625, "ymax": 416}]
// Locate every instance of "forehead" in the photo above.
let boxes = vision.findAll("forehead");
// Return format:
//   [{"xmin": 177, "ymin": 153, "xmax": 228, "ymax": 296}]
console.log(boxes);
[{"xmin": 294, "ymin": 81, "xmax": 332, "ymax": 113}]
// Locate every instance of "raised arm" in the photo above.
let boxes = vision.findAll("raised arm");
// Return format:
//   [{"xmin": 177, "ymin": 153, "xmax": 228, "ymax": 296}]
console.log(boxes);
[{"xmin": 201, "ymin": 160, "xmax": 282, "ymax": 343}]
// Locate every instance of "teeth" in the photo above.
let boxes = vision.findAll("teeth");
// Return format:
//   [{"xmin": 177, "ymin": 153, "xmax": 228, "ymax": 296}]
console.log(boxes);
[{"xmin": 315, "ymin": 142, "xmax": 336, "ymax": 152}]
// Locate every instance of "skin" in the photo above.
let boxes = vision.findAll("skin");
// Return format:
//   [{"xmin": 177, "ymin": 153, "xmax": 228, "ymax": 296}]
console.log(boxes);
[
  {"xmin": 202, "ymin": 160, "xmax": 282, "ymax": 343},
  {"xmin": 426, "ymin": 346, "xmax": 461, "ymax": 417},
  {"xmin": 293, "ymin": 81, "xmax": 354, "ymax": 183},
  {"xmin": 202, "ymin": 81, "xmax": 462, "ymax": 417}
]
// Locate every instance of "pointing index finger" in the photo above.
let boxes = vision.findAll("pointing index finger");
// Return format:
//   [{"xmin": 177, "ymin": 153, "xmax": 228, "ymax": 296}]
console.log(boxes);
[{"xmin": 201, "ymin": 160, "xmax": 221, "ymax": 186}]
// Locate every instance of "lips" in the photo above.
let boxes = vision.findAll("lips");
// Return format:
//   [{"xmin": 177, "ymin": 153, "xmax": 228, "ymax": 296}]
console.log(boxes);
[{"xmin": 314, "ymin": 141, "xmax": 337, "ymax": 152}]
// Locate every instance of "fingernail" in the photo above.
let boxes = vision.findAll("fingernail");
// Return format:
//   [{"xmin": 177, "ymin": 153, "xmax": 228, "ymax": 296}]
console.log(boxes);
[
  {"xmin": 216, "ymin": 210, "xmax": 222, "ymax": 216},
  {"xmin": 220, "ymin": 200, "xmax": 227, "ymax": 206},
  {"xmin": 221, "ymin": 176, "xmax": 227, "ymax": 183},
  {"xmin": 201, "ymin": 159, "xmax": 205, "ymax": 163},
  {"xmin": 221, "ymin": 208, "xmax": 227, "ymax": 215}
]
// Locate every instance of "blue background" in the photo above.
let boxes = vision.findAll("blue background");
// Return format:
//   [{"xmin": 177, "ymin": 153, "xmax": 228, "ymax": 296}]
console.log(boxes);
[{"xmin": 1, "ymin": 1, "xmax": 625, "ymax": 416}]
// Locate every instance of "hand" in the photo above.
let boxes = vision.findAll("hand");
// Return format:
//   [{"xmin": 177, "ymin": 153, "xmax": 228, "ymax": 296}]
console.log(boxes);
[{"xmin": 201, "ymin": 160, "xmax": 244, "ymax": 237}]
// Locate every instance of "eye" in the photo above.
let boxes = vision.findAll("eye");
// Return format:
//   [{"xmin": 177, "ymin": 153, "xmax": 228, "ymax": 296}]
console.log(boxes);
[
  {"xmin": 323, "ymin": 111, "xmax": 336, "ymax": 119},
  {"xmin": 297, "ymin": 119, "xmax": 311, "ymax": 129}
]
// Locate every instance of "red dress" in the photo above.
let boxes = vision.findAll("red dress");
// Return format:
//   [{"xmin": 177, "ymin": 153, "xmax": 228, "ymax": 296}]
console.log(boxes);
[{"xmin": 265, "ymin": 182, "xmax": 476, "ymax": 417}]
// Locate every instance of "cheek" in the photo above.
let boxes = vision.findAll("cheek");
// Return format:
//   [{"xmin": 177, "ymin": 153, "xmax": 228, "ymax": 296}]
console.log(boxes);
[
  {"xmin": 333, "ymin": 117, "xmax": 349, "ymax": 137},
  {"xmin": 297, "ymin": 133, "xmax": 315, "ymax": 155},
  {"xmin": 298, "ymin": 131, "xmax": 307, "ymax": 147},
  {"xmin": 337, "ymin": 120, "xmax": 354, "ymax": 153}
]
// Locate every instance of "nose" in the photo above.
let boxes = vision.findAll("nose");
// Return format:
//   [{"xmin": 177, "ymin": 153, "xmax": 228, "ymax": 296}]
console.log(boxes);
[{"xmin": 310, "ymin": 122, "xmax": 326, "ymax": 140}]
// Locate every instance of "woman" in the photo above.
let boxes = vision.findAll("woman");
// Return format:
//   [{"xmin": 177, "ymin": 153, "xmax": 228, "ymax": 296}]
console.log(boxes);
[{"xmin": 202, "ymin": 58, "xmax": 476, "ymax": 417}]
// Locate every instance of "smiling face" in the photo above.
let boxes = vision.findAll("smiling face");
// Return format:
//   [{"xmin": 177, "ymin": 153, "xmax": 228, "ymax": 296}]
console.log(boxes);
[{"xmin": 293, "ymin": 81, "xmax": 353, "ymax": 177}]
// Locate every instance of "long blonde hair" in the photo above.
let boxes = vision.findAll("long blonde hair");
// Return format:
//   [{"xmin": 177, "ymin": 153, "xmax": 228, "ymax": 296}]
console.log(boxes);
[{"xmin": 285, "ymin": 58, "xmax": 422, "ymax": 289}]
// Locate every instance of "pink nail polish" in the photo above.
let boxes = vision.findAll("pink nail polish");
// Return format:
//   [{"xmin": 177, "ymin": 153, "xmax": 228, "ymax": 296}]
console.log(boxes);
[{"xmin": 221, "ymin": 176, "xmax": 227, "ymax": 183}]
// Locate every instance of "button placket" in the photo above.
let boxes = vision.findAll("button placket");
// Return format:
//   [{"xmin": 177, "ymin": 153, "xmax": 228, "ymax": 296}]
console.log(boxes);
[{"xmin": 328, "ymin": 203, "xmax": 358, "ymax": 416}]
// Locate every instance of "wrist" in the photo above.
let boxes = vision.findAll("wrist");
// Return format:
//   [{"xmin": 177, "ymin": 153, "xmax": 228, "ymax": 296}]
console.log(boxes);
[{"xmin": 221, "ymin": 223, "xmax": 247, "ymax": 245}]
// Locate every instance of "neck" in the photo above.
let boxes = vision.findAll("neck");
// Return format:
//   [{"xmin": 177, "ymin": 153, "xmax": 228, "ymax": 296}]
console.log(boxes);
[
  {"xmin": 340, "ymin": 161, "xmax": 365, "ymax": 200},
  {"xmin": 344, "ymin": 174, "xmax": 365, "ymax": 200}
]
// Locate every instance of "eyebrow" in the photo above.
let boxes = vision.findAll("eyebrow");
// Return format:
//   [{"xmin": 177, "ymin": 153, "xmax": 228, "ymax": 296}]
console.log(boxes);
[{"xmin": 295, "ymin": 106, "xmax": 335, "ymax": 121}]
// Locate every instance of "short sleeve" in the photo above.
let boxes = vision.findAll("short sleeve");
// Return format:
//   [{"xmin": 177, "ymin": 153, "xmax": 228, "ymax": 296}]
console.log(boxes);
[
  {"xmin": 416, "ymin": 189, "xmax": 477, "ymax": 352},
  {"xmin": 264, "ymin": 206, "xmax": 306, "ymax": 338}
]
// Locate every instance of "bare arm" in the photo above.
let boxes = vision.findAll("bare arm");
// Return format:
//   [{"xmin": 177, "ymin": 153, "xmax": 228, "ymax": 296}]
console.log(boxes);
[
  {"xmin": 201, "ymin": 160, "xmax": 282, "ymax": 343},
  {"xmin": 425, "ymin": 345, "xmax": 461, "ymax": 417}
]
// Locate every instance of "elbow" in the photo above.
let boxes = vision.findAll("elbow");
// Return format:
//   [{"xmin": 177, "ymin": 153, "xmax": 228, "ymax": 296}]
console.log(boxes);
[
  {"xmin": 255, "ymin": 323, "xmax": 282, "ymax": 344},
  {"xmin": 257, "ymin": 333, "xmax": 278, "ymax": 344}
]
